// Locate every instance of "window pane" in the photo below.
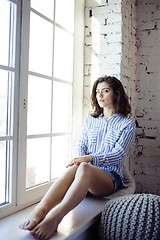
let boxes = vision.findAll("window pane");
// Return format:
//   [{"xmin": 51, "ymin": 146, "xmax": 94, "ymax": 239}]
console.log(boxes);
[
  {"xmin": 29, "ymin": 12, "xmax": 53, "ymax": 76},
  {"xmin": 0, "ymin": 141, "xmax": 6, "ymax": 204},
  {"xmin": 0, "ymin": 141, "xmax": 11, "ymax": 205},
  {"xmin": 52, "ymin": 136, "xmax": 71, "ymax": 179},
  {"xmin": 0, "ymin": 70, "xmax": 14, "ymax": 136},
  {"xmin": 26, "ymin": 138, "xmax": 50, "ymax": 188},
  {"xmin": 52, "ymin": 81, "xmax": 72, "ymax": 133},
  {"xmin": 0, "ymin": 0, "xmax": 16, "ymax": 67},
  {"xmin": 55, "ymin": 0, "xmax": 74, "ymax": 32},
  {"xmin": 54, "ymin": 27, "xmax": 73, "ymax": 82},
  {"xmin": 31, "ymin": 0, "xmax": 54, "ymax": 20},
  {"xmin": 27, "ymin": 75, "xmax": 52, "ymax": 135}
]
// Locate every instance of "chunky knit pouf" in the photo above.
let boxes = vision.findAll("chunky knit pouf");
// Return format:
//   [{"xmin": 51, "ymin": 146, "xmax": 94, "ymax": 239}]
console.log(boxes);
[{"xmin": 100, "ymin": 194, "xmax": 160, "ymax": 240}]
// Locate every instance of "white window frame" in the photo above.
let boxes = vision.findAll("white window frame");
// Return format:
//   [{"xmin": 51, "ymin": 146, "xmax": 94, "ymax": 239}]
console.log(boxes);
[
  {"xmin": 0, "ymin": 0, "xmax": 21, "ymax": 218},
  {"xmin": 0, "ymin": 0, "xmax": 84, "ymax": 219}
]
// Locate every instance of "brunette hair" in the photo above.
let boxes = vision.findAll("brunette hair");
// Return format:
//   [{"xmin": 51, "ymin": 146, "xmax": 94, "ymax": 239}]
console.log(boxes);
[{"xmin": 91, "ymin": 76, "xmax": 131, "ymax": 118}]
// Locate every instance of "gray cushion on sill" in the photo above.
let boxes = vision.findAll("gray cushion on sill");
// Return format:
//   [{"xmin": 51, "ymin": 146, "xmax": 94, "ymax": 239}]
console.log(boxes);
[{"xmin": 100, "ymin": 193, "xmax": 160, "ymax": 240}]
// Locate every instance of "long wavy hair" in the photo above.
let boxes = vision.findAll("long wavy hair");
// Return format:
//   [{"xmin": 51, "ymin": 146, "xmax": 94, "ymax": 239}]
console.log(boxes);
[{"xmin": 91, "ymin": 76, "xmax": 131, "ymax": 118}]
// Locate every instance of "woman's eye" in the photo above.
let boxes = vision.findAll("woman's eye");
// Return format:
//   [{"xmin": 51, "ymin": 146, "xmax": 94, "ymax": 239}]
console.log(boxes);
[{"xmin": 96, "ymin": 89, "xmax": 109, "ymax": 94}]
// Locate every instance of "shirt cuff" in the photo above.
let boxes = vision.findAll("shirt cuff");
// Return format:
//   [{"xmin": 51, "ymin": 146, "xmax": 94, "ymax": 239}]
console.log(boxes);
[{"xmin": 90, "ymin": 153, "xmax": 99, "ymax": 166}]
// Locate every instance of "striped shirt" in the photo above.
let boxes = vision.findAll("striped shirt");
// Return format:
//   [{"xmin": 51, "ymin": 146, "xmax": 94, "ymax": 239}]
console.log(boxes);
[{"xmin": 76, "ymin": 114, "xmax": 135, "ymax": 181}]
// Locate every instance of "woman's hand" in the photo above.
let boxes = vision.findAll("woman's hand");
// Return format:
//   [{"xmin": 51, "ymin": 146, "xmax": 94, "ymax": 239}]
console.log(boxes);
[{"xmin": 66, "ymin": 155, "xmax": 93, "ymax": 168}]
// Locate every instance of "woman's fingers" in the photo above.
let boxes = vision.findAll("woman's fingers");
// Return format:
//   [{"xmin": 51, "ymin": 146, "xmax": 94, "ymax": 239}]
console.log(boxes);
[
  {"xmin": 66, "ymin": 161, "xmax": 74, "ymax": 168},
  {"xmin": 66, "ymin": 155, "xmax": 92, "ymax": 168},
  {"xmin": 66, "ymin": 158, "xmax": 81, "ymax": 168}
]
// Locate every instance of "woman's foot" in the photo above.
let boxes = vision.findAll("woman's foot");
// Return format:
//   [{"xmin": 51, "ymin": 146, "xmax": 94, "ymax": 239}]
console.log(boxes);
[
  {"xmin": 19, "ymin": 205, "xmax": 48, "ymax": 231},
  {"xmin": 30, "ymin": 208, "xmax": 63, "ymax": 240}
]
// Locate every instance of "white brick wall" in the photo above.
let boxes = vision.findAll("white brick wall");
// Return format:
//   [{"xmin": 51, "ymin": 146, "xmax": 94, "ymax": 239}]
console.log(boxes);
[
  {"xmin": 120, "ymin": 0, "xmax": 137, "ymax": 187},
  {"xmin": 135, "ymin": 0, "xmax": 160, "ymax": 194},
  {"xmin": 84, "ymin": 0, "xmax": 160, "ymax": 195},
  {"xmin": 84, "ymin": 0, "xmax": 122, "ymax": 117}
]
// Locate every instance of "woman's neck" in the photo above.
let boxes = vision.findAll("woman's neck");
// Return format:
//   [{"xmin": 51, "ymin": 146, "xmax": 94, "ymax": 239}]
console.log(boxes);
[{"xmin": 103, "ymin": 108, "xmax": 116, "ymax": 120}]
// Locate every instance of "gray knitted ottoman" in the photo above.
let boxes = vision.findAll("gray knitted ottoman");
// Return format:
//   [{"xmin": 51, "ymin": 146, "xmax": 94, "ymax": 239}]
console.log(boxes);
[{"xmin": 100, "ymin": 194, "xmax": 160, "ymax": 240}]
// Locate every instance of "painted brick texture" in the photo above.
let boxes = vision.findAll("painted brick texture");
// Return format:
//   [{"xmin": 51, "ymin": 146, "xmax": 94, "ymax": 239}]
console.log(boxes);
[
  {"xmin": 84, "ymin": 0, "xmax": 122, "ymax": 117},
  {"xmin": 135, "ymin": 0, "xmax": 160, "ymax": 194},
  {"xmin": 120, "ymin": 0, "xmax": 137, "ymax": 185},
  {"xmin": 84, "ymin": 0, "xmax": 160, "ymax": 195}
]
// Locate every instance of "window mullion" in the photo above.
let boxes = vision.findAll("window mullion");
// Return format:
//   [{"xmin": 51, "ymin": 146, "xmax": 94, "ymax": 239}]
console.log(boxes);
[{"xmin": 17, "ymin": 0, "xmax": 30, "ymax": 206}]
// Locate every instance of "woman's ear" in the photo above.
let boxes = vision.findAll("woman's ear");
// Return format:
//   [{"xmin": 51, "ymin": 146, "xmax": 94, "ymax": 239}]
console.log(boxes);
[
  {"xmin": 114, "ymin": 91, "xmax": 120, "ymax": 102},
  {"xmin": 115, "ymin": 90, "xmax": 120, "ymax": 96}
]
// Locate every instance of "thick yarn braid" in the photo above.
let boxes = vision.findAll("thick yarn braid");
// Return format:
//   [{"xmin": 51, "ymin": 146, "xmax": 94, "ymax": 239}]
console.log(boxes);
[{"xmin": 100, "ymin": 194, "xmax": 160, "ymax": 240}]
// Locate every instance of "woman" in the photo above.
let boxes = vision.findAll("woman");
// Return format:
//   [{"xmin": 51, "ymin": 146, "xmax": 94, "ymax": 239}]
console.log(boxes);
[{"xmin": 20, "ymin": 76, "xmax": 135, "ymax": 240}]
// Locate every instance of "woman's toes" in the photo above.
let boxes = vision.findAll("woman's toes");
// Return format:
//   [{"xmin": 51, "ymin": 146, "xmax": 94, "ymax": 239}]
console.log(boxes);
[
  {"xmin": 19, "ymin": 219, "xmax": 38, "ymax": 231},
  {"xmin": 27, "ymin": 220, "xmax": 37, "ymax": 230},
  {"xmin": 19, "ymin": 220, "xmax": 30, "ymax": 230}
]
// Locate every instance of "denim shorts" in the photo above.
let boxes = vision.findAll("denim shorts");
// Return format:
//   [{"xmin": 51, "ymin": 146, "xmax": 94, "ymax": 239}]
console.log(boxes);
[
  {"xmin": 106, "ymin": 170, "xmax": 122, "ymax": 192},
  {"xmin": 88, "ymin": 163, "xmax": 123, "ymax": 192},
  {"xmin": 87, "ymin": 170, "xmax": 122, "ymax": 198}
]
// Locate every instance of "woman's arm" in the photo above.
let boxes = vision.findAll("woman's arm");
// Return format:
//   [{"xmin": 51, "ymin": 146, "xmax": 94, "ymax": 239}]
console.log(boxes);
[{"xmin": 91, "ymin": 122, "xmax": 135, "ymax": 167}]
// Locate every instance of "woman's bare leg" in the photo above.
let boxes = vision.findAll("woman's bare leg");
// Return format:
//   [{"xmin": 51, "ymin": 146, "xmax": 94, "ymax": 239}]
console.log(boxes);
[
  {"xmin": 30, "ymin": 163, "xmax": 114, "ymax": 240},
  {"xmin": 19, "ymin": 165, "xmax": 78, "ymax": 230}
]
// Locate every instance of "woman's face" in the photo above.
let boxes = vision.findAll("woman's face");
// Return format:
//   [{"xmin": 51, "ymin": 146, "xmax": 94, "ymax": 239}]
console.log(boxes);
[{"xmin": 96, "ymin": 82, "xmax": 115, "ymax": 110}]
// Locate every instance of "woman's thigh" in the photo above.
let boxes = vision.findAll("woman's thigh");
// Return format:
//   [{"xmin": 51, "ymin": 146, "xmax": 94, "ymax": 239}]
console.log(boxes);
[{"xmin": 87, "ymin": 164, "xmax": 114, "ymax": 196}]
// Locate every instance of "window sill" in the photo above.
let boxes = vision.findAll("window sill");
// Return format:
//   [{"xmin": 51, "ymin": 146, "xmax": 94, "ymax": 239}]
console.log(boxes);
[{"xmin": 0, "ymin": 196, "xmax": 109, "ymax": 240}]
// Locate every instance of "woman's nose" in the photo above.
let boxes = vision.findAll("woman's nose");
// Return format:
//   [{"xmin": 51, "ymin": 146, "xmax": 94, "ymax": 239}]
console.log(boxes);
[{"xmin": 99, "ymin": 91, "xmax": 103, "ymax": 97}]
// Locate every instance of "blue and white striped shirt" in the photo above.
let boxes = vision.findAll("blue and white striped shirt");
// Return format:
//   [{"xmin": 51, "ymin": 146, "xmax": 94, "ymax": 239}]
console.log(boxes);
[{"xmin": 76, "ymin": 114, "xmax": 135, "ymax": 180}]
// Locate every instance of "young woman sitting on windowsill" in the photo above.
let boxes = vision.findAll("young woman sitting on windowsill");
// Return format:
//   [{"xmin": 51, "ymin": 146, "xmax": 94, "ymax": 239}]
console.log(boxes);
[{"xmin": 19, "ymin": 75, "xmax": 135, "ymax": 240}]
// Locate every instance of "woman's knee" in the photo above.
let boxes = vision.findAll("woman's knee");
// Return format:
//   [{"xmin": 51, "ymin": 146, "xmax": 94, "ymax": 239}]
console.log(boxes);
[
  {"xmin": 76, "ymin": 162, "xmax": 91, "ymax": 178},
  {"xmin": 61, "ymin": 164, "xmax": 78, "ymax": 179}
]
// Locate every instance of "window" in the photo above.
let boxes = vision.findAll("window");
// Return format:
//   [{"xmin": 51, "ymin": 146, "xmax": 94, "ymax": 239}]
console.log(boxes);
[{"xmin": 0, "ymin": 0, "xmax": 84, "ymax": 218}]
